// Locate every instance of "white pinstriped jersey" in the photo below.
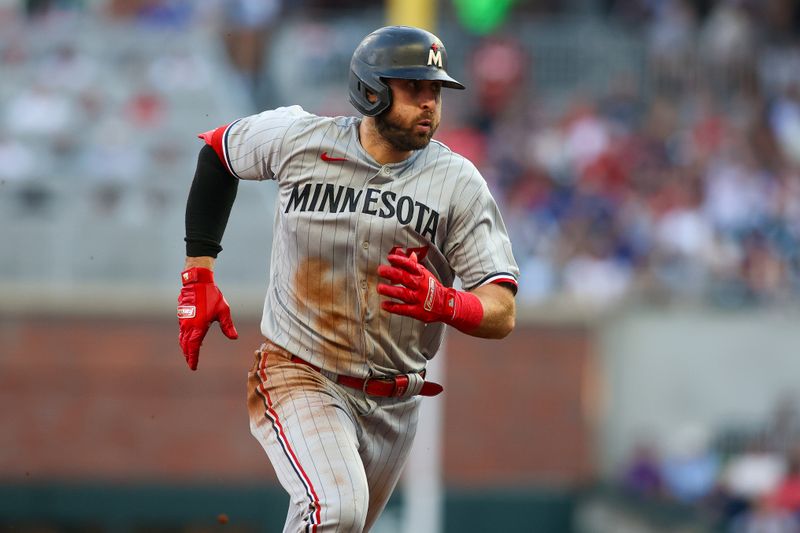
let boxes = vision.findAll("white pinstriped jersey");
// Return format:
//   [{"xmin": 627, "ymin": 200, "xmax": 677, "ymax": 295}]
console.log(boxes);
[{"xmin": 217, "ymin": 105, "xmax": 518, "ymax": 378}]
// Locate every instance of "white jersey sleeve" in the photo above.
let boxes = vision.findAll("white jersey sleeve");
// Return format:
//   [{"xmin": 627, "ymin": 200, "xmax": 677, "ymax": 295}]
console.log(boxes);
[
  {"xmin": 443, "ymin": 162, "xmax": 519, "ymax": 293},
  {"xmin": 221, "ymin": 105, "xmax": 312, "ymax": 181}
]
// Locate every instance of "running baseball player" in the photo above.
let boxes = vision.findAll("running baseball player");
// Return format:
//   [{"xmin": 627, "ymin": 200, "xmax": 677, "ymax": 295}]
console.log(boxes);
[{"xmin": 177, "ymin": 26, "xmax": 519, "ymax": 532}]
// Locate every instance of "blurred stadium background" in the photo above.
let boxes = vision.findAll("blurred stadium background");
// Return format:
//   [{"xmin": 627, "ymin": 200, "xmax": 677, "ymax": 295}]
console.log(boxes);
[{"xmin": 3, "ymin": 0, "xmax": 800, "ymax": 531}]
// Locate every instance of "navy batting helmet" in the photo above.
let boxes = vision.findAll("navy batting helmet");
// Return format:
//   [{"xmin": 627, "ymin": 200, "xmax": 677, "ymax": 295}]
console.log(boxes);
[{"xmin": 349, "ymin": 26, "xmax": 465, "ymax": 117}]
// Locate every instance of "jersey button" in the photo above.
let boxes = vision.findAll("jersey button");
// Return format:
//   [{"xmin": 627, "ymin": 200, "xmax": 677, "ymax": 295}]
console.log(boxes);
[
  {"xmin": 380, "ymin": 165, "xmax": 391, "ymax": 176},
  {"xmin": 360, "ymin": 280, "xmax": 367, "ymax": 289},
  {"xmin": 361, "ymin": 241, "xmax": 369, "ymax": 249}
]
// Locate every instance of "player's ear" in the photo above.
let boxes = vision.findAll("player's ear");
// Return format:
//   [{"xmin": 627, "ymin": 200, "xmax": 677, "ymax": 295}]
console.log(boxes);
[{"xmin": 366, "ymin": 89, "xmax": 378, "ymax": 104}]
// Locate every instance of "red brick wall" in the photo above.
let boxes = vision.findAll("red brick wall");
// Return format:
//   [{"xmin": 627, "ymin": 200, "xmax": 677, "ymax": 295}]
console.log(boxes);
[
  {"xmin": 0, "ymin": 316, "xmax": 594, "ymax": 486},
  {"xmin": 444, "ymin": 327, "xmax": 596, "ymax": 487}
]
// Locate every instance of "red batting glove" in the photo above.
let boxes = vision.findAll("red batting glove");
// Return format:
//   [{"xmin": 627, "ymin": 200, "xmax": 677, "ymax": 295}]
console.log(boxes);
[
  {"xmin": 177, "ymin": 267, "xmax": 238, "ymax": 370},
  {"xmin": 376, "ymin": 252, "xmax": 484, "ymax": 332}
]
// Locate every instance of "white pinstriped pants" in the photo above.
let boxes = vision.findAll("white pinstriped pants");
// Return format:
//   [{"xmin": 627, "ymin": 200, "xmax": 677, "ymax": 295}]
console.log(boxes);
[{"xmin": 248, "ymin": 341, "xmax": 421, "ymax": 533}]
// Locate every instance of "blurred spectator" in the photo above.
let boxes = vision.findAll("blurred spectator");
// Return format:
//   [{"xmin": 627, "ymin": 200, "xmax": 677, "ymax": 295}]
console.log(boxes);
[
  {"xmin": 35, "ymin": 43, "xmax": 98, "ymax": 92},
  {"xmin": 222, "ymin": 0, "xmax": 282, "ymax": 95},
  {"xmin": 147, "ymin": 50, "xmax": 212, "ymax": 93},
  {"xmin": 722, "ymin": 436, "xmax": 786, "ymax": 506},
  {"xmin": 0, "ymin": 134, "xmax": 36, "ymax": 182},
  {"xmin": 728, "ymin": 498, "xmax": 800, "ymax": 533},
  {"xmin": 469, "ymin": 37, "xmax": 528, "ymax": 124},
  {"xmin": 78, "ymin": 118, "xmax": 146, "ymax": 184},
  {"xmin": 700, "ymin": 0, "xmax": 758, "ymax": 97},
  {"xmin": 13, "ymin": 182, "xmax": 54, "ymax": 216},
  {"xmin": 561, "ymin": 232, "xmax": 634, "ymax": 306},
  {"xmin": 652, "ymin": 171, "xmax": 715, "ymax": 297},
  {"xmin": 766, "ymin": 396, "xmax": 800, "ymax": 455},
  {"xmin": 123, "ymin": 89, "xmax": 166, "ymax": 128},
  {"xmin": 621, "ymin": 441, "xmax": 664, "ymax": 499},
  {"xmin": 703, "ymin": 144, "xmax": 771, "ymax": 236},
  {"xmin": 660, "ymin": 424, "xmax": 720, "ymax": 503},
  {"xmin": 769, "ymin": 84, "xmax": 800, "ymax": 167},
  {"xmin": 4, "ymin": 84, "xmax": 75, "ymax": 136},
  {"xmin": 765, "ymin": 446, "xmax": 800, "ymax": 513},
  {"xmin": 647, "ymin": 0, "xmax": 698, "ymax": 95},
  {"xmin": 106, "ymin": 0, "xmax": 194, "ymax": 28},
  {"xmin": 23, "ymin": 0, "xmax": 84, "ymax": 20}
]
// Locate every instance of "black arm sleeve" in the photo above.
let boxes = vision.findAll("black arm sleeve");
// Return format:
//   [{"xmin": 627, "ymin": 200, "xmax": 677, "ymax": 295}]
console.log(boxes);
[{"xmin": 184, "ymin": 144, "xmax": 239, "ymax": 257}]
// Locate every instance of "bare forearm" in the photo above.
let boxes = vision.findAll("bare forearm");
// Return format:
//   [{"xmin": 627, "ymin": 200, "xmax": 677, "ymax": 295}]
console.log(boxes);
[
  {"xmin": 463, "ymin": 283, "xmax": 516, "ymax": 339},
  {"xmin": 184, "ymin": 256, "xmax": 216, "ymax": 270}
]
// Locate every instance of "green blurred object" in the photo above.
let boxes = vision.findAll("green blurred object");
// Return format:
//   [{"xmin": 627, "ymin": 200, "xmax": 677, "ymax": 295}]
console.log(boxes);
[
  {"xmin": 452, "ymin": 0, "xmax": 515, "ymax": 35},
  {"xmin": 445, "ymin": 488, "xmax": 575, "ymax": 533}
]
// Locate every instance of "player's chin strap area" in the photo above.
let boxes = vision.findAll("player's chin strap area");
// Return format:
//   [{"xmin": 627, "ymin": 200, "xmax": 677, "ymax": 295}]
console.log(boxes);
[{"xmin": 290, "ymin": 355, "xmax": 443, "ymax": 398}]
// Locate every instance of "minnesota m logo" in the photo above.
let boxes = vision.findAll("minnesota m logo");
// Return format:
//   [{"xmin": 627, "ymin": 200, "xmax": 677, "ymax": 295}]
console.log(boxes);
[{"xmin": 427, "ymin": 42, "xmax": 443, "ymax": 68}]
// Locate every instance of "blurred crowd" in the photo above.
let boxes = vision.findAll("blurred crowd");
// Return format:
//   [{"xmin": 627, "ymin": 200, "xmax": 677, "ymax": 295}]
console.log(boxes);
[
  {"xmin": 619, "ymin": 396, "xmax": 800, "ymax": 532},
  {"xmin": 3, "ymin": 0, "xmax": 800, "ymax": 307},
  {"xmin": 0, "ymin": 0, "xmax": 227, "ymax": 224},
  {"xmin": 438, "ymin": 0, "xmax": 800, "ymax": 308}
]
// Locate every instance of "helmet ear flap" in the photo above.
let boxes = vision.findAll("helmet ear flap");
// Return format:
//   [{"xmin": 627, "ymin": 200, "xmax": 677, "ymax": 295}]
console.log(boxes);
[{"xmin": 348, "ymin": 67, "xmax": 392, "ymax": 116}]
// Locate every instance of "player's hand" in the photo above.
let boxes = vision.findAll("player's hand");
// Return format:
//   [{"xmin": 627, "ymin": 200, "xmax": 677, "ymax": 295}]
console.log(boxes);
[
  {"xmin": 376, "ymin": 252, "xmax": 457, "ymax": 323},
  {"xmin": 177, "ymin": 267, "xmax": 238, "ymax": 371}
]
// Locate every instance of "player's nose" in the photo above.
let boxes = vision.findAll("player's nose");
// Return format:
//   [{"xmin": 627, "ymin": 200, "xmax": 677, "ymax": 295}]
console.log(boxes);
[{"xmin": 417, "ymin": 84, "xmax": 438, "ymax": 110}]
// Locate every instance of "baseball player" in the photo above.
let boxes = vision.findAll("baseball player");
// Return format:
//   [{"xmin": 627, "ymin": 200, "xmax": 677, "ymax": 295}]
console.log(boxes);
[{"xmin": 177, "ymin": 26, "xmax": 519, "ymax": 532}]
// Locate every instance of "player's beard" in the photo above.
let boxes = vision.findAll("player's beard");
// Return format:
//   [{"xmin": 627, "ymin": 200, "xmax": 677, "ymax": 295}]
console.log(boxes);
[{"xmin": 375, "ymin": 110, "xmax": 439, "ymax": 151}]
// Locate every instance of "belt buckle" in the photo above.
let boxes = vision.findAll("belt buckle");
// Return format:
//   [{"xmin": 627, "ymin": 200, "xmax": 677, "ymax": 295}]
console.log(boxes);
[
  {"xmin": 361, "ymin": 373, "xmax": 413, "ymax": 397},
  {"xmin": 392, "ymin": 375, "xmax": 410, "ymax": 397}
]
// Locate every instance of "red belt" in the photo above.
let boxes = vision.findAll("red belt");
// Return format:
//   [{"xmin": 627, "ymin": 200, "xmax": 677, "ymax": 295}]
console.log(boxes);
[{"xmin": 290, "ymin": 356, "xmax": 443, "ymax": 398}]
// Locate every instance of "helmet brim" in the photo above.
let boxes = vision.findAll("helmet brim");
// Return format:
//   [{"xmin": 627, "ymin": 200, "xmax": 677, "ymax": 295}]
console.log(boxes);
[{"xmin": 376, "ymin": 67, "xmax": 465, "ymax": 90}]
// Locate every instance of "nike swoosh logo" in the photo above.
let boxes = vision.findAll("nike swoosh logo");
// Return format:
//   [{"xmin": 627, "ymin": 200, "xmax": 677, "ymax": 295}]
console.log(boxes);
[{"xmin": 320, "ymin": 151, "xmax": 348, "ymax": 162}]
